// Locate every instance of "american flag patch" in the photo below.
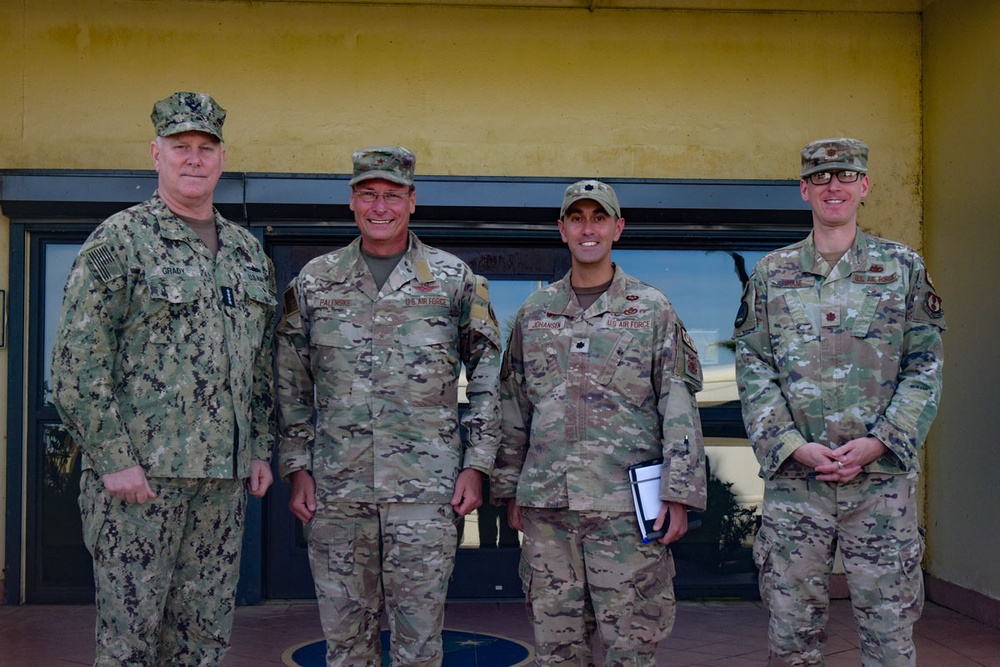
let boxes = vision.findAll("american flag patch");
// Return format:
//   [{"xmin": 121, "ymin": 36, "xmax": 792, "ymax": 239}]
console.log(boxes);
[{"xmin": 84, "ymin": 244, "xmax": 123, "ymax": 284}]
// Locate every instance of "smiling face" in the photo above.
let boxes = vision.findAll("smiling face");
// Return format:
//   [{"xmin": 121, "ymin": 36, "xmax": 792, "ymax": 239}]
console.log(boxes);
[
  {"xmin": 558, "ymin": 199, "xmax": 625, "ymax": 272},
  {"xmin": 349, "ymin": 178, "xmax": 416, "ymax": 256},
  {"xmin": 800, "ymin": 170, "xmax": 870, "ymax": 231},
  {"xmin": 150, "ymin": 131, "xmax": 225, "ymax": 216}
]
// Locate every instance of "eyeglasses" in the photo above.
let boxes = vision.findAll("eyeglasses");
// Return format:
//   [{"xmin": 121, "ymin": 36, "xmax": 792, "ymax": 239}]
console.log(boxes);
[
  {"xmin": 806, "ymin": 170, "xmax": 862, "ymax": 186},
  {"xmin": 353, "ymin": 189, "xmax": 410, "ymax": 205}
]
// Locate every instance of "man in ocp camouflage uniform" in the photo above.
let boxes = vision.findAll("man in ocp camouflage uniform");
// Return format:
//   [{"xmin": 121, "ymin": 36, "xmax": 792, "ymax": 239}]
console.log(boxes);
[
  {"xmin": 276, "ymin": 146, "xmax": 502, "ymax": 667},
  {"xmin": 51, "ymin": 92, "xmax": 277, "ymax": 666},
  {"xmin": 492, "ymin": 180, "xmax": 707, "ymax": 666},
  {"xmin": 734, "ymin": 138, "xmax": 945, "ymax": 666}
]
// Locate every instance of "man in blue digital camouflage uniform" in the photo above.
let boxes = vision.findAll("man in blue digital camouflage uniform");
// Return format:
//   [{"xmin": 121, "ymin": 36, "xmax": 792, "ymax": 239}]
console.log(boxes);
[
  {"xmin": 51, "ymin": 92, "xmax": 277, "ymax": 666},
  {"xmin": 275, "ymin": 146, "xmax": 502, "ymax": 667},
  {"xmin": 735, "ymin": 138, "xmax": 946, "ymax": 666},
  {"xmin": 493, "ymin": 180, "xmax": 707, "ymax": 666}
]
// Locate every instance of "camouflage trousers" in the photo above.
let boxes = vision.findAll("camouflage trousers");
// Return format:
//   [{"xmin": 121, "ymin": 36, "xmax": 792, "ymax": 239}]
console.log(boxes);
[
  {"xmin": 79, "ymin": 470, "xmax": 247, "ymax": 667},
  {"xmin": 754, "ymin": 473, "xmax": 924, "ymax": 667},
  {"xmin": 305, "ymin": 501, "xmax": 458, "ymax": 667},
  {"xmin": 519, "ymin": 508, "xmax": 676, "ymax": 667}
]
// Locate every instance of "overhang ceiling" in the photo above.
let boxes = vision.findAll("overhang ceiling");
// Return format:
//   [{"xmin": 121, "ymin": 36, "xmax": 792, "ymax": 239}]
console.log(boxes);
[{"xmin": 150, "ymin": 0, "xmax": 925, "ymax": 12}]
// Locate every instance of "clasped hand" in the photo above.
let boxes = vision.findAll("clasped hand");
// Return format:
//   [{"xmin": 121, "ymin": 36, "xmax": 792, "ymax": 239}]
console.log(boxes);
[{"xmin": 792, "ymin": 436, "xmax": 888, "ymax": 483}]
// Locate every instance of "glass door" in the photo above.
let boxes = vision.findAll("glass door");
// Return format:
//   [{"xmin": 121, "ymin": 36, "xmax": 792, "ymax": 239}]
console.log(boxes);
[{"xmin": 26, "ymin": 237, "xmax": 94, "ymax": 603}]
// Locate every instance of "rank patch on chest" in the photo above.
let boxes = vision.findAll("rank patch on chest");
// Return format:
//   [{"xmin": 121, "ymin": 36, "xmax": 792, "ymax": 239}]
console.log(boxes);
[
  {"xmin": 220, "ymin": 286, "xmax": 236, "ymax": 307},
  {"xmin": 572, "ymin": 338, "xmax": 590, "ymax": 353},
  {"xmin": 822, "ymin": 309, "xmax": 841, "ymax": 327}
]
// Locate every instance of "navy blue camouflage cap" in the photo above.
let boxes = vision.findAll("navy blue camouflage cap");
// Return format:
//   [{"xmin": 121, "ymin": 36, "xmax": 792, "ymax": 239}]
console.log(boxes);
[
  {"xmin": 800, "ymin": 137, "xmax": 869, "ymax": 178},
  {"xmin": 349, "ymin": 146, "xmax": 416, "ymax": 187},
  {"xmin": 560, "ymin": 180, "xmax": 621, "ymax": 219},
  {"xmin": 151, "ymin": 92, "xmax": 226, "ymax": 142}
]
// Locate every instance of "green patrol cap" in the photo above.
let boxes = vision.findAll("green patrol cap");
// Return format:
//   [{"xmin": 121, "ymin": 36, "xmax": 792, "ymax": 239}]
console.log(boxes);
[
  {"xmin": 560, "ymin": 180, "xmax": 621, "ymax": 219},
  {"xmin": 800, "ymin": 137, "xmax": 869, "ymax": 178},
  {"xmin": 151, "ymin": 92, "xmax": 226, "ymax": 142},
  {"xmin": 349, "ymin": 146, "xmax": 416, "ymax": 187}
]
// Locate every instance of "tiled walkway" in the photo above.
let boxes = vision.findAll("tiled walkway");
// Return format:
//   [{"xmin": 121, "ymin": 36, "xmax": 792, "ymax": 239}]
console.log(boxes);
[{"xmin": 1, "ymin": 599, "xmax": 998, "ymax": 666}]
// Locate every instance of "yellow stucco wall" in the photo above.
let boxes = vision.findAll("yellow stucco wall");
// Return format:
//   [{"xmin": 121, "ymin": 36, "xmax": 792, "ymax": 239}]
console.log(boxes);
[
  {"xmin": 2, "ymin": 1, "xmax": 921, "ymax": 241},
  {"xmin": 1, "ymin": 1, "xmax": 930, "ymax": 596},
  {"xmin": 923, "ymin": 0, "xmax": 1000, "ymax": 601}
]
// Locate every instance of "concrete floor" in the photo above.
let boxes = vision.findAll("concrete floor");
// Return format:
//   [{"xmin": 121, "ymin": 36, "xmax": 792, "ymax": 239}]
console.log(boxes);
[{"xmin": 1, "ymin": 598, "xmax": 999, "ymax": 666}]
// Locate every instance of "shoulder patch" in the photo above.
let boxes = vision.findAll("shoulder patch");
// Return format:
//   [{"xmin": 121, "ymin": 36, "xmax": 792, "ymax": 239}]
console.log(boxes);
[
  {"xmin": 733, "ymin": 280, "xmax": 757, "ymax": 337},
  {"xmin": 923, "ymin": 292, "xmax": 944, "ymax": 319},
  {"xmin": 475, "ymin": 277, "xmax": 490, "ymax": 302},
  {"xmin": 84, "ymin": 243, "xmax": 124, "ymax": 284},
  {"xmin": 283, "ymin": 284, "xmax": 300, "ymax": 318},
  {"xmin": 414, "ymin": 258, "xmax": 435, "ymax": 284},
  {"xmin": 911, "ymin": 270, "xmax": 945, "ymax": 328},
  {"xmin": 676, "ymin": 323, "xmax": 703, "ymax": 390}
]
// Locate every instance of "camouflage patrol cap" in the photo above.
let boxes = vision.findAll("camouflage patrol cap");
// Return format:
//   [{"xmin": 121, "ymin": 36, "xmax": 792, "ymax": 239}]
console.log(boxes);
[
  {"xmin": 349, "ymin": 146, "xmax": 416, "ymax": 187},
  {"xmin": 800, "ymin": 137, "xmax": 869, "ymax": 178},
  {"xmin": 151, "ymin": 92, "xmax": 226, "ymax": 142},
  {"xmin": 560, "ymin": 179, "xmax": 621, "ymax": 219}
]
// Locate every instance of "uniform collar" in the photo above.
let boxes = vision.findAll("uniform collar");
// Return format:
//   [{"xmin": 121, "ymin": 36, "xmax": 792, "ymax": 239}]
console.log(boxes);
[
  {"xmin": 330, "ymin": 231, "xmax": 435, "ymax": 291},
  {"xmin": 150, "ymin": 192, "xmax": 229, "ymax": 256},
  {"xmin": 550, "ymin": 264, "xmax": 629, "ymax": 317},
  {"xmin": 800, "ymin": 228, "xmax": 871, "ymax": 277}
]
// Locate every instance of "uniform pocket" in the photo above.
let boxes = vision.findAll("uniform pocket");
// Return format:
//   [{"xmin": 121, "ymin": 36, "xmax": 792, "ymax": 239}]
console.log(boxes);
[
  {"xmin": 876, "ymin": 536, "xmax": 925, "ymax": 619},
  {"xmin": 631, "ymin": 549, "xmax": 676, "ymax": 644},
  {"xmin": 851, "ymin": 288, "xmax": 882, "ymax": 338},
  {"xmin": 518, "ymin": 551, "xmax": 533, "ymax": 597},
  {"xmin": 312, "ymin": 326, "xmax": 367, "ymax": 408},
  {"xmin": 305, "ymin": 518, "xmax": 358, "ymax": 579},
  {"xmin": 397, "ymin": 317, "xmax": 459, "ymax": 407},
  {"xmin": 753, "ymin": 526, "xmax": 775, "ymax": 606},
  {"xmin": 78, "ymin": 470, "xmax": 109, "ymax": 558},
  {"xmin": 145, "ymin": 275, "xmax": 211, "ymax": 344},
  {"xmin": 595, "ymin": 331, "xmax": 654, "ymax": 408}
]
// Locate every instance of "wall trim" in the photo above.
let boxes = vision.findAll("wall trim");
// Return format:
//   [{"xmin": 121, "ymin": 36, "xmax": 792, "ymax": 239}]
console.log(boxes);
[{"xmin": 926, "ymin": 575, "xmax": 1000, "ymax": 630}]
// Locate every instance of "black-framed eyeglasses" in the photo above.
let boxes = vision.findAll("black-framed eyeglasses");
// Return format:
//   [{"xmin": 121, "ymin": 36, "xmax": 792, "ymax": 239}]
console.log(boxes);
[{"xmin": 806, "ymin": 170, "xmax": 862, "ymax": 186}]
